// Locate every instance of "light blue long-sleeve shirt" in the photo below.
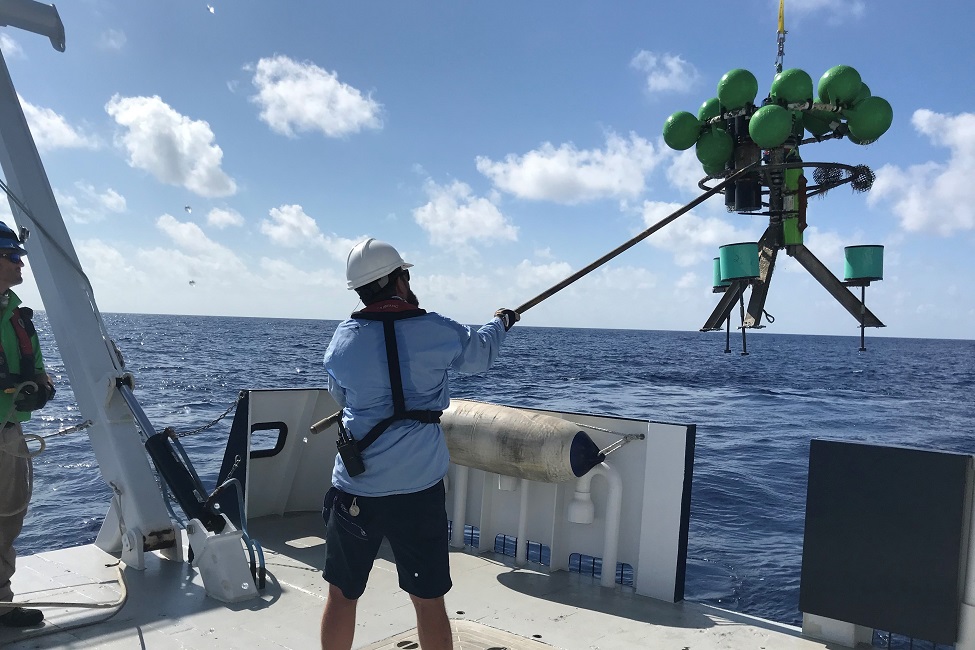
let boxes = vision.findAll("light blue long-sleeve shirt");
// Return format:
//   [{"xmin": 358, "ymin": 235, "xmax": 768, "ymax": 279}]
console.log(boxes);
[{"xmin": 324, "ymin": 308, "xmax": 507, "ymax": 496}]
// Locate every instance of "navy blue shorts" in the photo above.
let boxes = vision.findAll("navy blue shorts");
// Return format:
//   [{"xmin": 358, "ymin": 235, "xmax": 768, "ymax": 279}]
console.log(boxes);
[{"xmin": 322, "ymin": 480, "xmax": 451, "ymax": 600}]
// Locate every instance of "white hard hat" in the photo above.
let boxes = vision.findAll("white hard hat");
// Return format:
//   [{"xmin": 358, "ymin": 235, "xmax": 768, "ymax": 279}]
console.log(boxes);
[{"xmin": 346, "ymin": 238, "xmax": 413, "ymax": 290}]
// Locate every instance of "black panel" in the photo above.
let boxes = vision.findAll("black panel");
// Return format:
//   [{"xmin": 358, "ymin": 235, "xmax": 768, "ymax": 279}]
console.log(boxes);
[
  {"xmin": 146, "ymin": 432, "xmax": 221, "ymax": 531},
  {"xmin": 800, "ymin": 439, "xmax": 971, "ymax": 644},
  {"xmin": 674, "ymin": 423, "xmax": 696, "ymax": 602},
  {"xmin": 215, "ymin": 391, "xmax": 251, "ymax": 529}
]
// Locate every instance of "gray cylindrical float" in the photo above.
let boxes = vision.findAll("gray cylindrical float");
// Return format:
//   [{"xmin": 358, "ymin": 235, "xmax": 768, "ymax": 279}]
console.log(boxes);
[
  {"xmin": 844, "ymin": 245, "xmax": 883, "ymax": 282},
  {"xmin": 441, "ymin": 400, "xmax": 604, "ymax": 483},
  {"xmin": 719, "ymin": 242, "xmax": 760, "ymax": 280}
]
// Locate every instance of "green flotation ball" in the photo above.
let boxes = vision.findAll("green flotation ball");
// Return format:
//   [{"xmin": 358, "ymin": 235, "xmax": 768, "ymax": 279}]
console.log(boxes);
[
  {"xmin": 770, "ymin": 68, "xmax": 813, "ymax": 104},
  {"xmin": 703, "ymin": 161, "xmax": 726, "ymax": 177},
  {"xmin": 852, "ymin": 82, "xmax": 871, "ymax": 107},
  {"xmin": 804, "ymin": 114, "xmax": 831, "ymax": 137},
  {"xmin": 717, "ymin": 69, "xmax": 758, "ymax": 110},
  {"xmin": 663, "ymin": 111, "xmax": 701, "ymax": 151},
  {"xmin": 698, "ymin": 97, "xmax": 721, "ymax": 124},
  {"xmin": 845, "ymin": 96, "xmax": 893, "ymax": 142},
  {"xmin": 818, "ymin": 65, "xmax": 862, "ymax": 106},
  {"xmin": 748, "ymin": 104, "xmax": 792, "ymax": 148},
  {"xmin": 696, "ymin": 127, "xmax": 734, "ymax": 167},
  {"xmin": 804, "ymin": 107, "xmax": 836, "ymax": 137}
]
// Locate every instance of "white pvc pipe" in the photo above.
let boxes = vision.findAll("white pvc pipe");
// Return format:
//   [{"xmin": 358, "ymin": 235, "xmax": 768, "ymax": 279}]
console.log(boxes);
[
  {"xmin": 498, "ymin": 474, "xmax": 518, "ymax": 491},
  {"xmin": 449, "ymin": 465, "xmax": 469, "ymax": 549},
  {"xmin": 516, "ymin": 478, "xmax": 530, "ymax": 566},
  {"xmin": 573, "ymin": 463, "xmax": 623, "ymax": 588}
]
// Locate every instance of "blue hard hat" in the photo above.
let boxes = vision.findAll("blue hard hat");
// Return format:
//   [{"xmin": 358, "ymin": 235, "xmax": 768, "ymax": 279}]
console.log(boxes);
[{"xmin": 0, "ymin": 221, "xmax": 26, "ymax": 253}]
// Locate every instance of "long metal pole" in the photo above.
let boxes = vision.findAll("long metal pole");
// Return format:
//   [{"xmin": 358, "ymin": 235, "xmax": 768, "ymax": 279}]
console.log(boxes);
[{"xmin": 515, "ymin": 164, "xmax": 757, "ymax": 315}]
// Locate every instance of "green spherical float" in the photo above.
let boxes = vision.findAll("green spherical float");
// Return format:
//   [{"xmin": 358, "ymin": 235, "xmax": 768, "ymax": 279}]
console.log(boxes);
[
  {"xmin": 717, "ymin": 69, "xmax": 759, "ymax": 110},
  {"xmin": 852, "ymin": 82, "xmax": 871, "ymax": 106},
  {"xmin": 703, "ymin": 161, "xmax": 726, "ymax": 177},
  {"xmin": 845, "ymin": 95, "xmax": 893, "ymax": 142},
  {"xmin": 698, "ymin": 97, "xmax": 721, "ymax": 124},
  {"xmin": 804, "ymin": 108, "xmax": 835, "ymax": 137},
  {"xmin": 818, "ymin": 65, "xmax": 862, "ymax": 106},
  {"xmin": 663, "ymin": 111, "xmax": 701, "ymax": 151},
  {"xmin": 770, "ymin": 68, "xmax": 813, "ymax": 104},
  {"xmin": 748, "ymin": 104, "xmax": 792, "ymax": 148},
  {"xmin": 696, "ymin": 127, "xmax": 734, "ymax": 167}
]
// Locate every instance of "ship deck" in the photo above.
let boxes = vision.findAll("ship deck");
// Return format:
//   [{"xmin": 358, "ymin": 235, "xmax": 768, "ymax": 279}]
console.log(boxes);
[{"xmin": 2, "ymin": 512, "xmax": 830, "ymax": 650}]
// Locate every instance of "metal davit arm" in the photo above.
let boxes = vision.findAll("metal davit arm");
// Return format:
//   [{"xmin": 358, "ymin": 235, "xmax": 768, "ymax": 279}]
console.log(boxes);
[
  {"xmin": 0, "ymin": 0, "xmax": 64, "ymax": 51},
  {"xmin": 0, "ymin": 2, "xmax": 175, "ymax": 569}
]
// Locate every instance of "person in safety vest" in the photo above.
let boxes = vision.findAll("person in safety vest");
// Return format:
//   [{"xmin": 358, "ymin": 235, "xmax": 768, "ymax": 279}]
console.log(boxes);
[
  {"xmin": 0, "ymin": 222, "xmax": 54, "ymax": 628},
  {"xmin": 320, "ymin": 238, "xmax": 518, "ymax": 650}
]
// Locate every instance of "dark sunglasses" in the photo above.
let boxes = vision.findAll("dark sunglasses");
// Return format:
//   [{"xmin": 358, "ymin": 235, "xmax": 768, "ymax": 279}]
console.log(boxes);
[{"xmin": 0, "ymin": 252, "xmax": 22, "ymax": 264}]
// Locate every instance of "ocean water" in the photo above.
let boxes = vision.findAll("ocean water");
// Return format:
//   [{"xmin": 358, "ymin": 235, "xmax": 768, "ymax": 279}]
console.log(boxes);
[{"xmin": 16, "ymin": 312, "xmax": 975, "ymax": 628}]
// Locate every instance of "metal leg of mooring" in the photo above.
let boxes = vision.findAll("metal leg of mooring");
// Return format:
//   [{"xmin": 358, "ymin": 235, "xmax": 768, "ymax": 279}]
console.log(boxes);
[
  {"xmin": 725, "ymin": 315, "xmax": 731, "ymax": 353},
  {"xmin": 739, "ymin": 294, "xmax": 749, "ymax": 356},
  {"xmin": 859, "ymin": 285, "xmax": 867, "ymax": 352}
]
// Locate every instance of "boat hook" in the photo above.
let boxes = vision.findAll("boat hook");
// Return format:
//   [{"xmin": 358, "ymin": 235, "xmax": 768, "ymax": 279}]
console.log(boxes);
[{"xmin": 513, "ymin": 162, "xmax": 759, "ymax": 315}]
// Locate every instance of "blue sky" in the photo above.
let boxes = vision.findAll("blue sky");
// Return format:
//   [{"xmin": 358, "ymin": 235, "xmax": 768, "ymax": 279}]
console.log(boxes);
[{"xmin": 2, "ymin": 0, "xmax": 973, "ymax": 339}]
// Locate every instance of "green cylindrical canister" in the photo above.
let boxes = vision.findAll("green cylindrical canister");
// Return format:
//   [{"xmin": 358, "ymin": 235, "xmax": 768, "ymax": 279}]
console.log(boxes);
[
  {"xmin": 844, "ymin": 245, "xmax": 884, "ymax": 281},
  {"xmin": 719, "ymin": 242, "xmax": 760, "ymax": 280},
  {"xmin": 713, "ymin": 257, "xmax": 732, "ymax": 288}
]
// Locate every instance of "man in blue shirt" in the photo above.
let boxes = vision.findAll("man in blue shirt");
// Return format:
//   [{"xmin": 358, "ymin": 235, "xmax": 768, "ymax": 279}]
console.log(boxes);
[{"xmin": 320, "ymin": 238, "xmax": 518, "ymax": 650}]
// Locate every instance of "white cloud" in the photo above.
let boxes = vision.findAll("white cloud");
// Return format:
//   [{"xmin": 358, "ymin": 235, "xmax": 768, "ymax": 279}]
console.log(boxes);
[
  {"xmin": 156, "ymin": 214, "xmax": 247, "ymax": 273},
  {"xmin": 21, "ymin": 95, "xmax": 98, "ymax": 152},
  {"xmin": 54, "ymin": 183, "xmax": 126, "ymax": 223},
  {"xmin": 803, "ymin": 227, "xmax": 845, "ymax": 267},
  {"xmin": 513, "ymin": 259, "xmax": 574, "ymax": 291},
  {"xmin": 72, "ymin": 231, "xmax": 351, "ymax": 318},
  {"xmin": 787, "ymin": 0, "xmax": 866, "ymax": 20},
  {"xmin": 260, "ymin": 204, "xmax": 321, "ymax": 246},
  {"xmin": 206, "ymin": 207, "xmax": 244, "ymax": 229},
  {"xmin": 98, "ymin": 29, "xmax": 126, "ymax": 50},
  {"xmin": 666, "ymin": 148, "xmax": 707, "ymax": 196},
  {"xmin": 0, "ymin": 34, "xmax": 24, "ymax": 59},
  {"xmin": 105, "ymin": 94, "xmax": 237, "ymax": 198},
  {"xmin": 413, "ymin": 180, "xmax": 518, "ymax": 247},
  {"xmin": 258, "ymin": 257, "xmax": 345, "ymax": 290},
  {"xmin": 249, "ymin": 55, "xmax": 382, "ymax": 138},
  {"xmin": 78, "ymin": 238, "xmax": 147, "ymax": 287},
  {"xmin": 676, "ymin": 272, "xmax": 699, "ymax": 291},
  {"xmin": 630, "ymin": 51, "xmax": 699, "ymax": 94},
  {"xmin": 640, "ymin": 201, "xmax": 761, "ymax": 267},
  {"xmin": 476, "ymin": 132, "xmax": 660, "ymax": 204},
  {"xmin": 869, "ymin": 110, "xmax": 975, "ymax": 235},
  {"xmin": 259, "ymin": 204, "xmax": 363, "ymax": 259},
  {"xmin": 774, "ymin": 226, "xmax": 847, "ymax": 276}
]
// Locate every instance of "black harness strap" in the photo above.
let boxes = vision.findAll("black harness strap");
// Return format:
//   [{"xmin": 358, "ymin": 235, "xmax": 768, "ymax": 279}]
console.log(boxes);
[{"xmin": 351, "ymin": 308, "xmax": 443, "ymax": 453}]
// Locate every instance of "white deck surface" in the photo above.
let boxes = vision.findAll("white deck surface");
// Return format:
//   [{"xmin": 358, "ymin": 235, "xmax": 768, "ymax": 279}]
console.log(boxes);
[{"xmin": 1, "ymin": 512, "xmax": 834, "ymax": 649}]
